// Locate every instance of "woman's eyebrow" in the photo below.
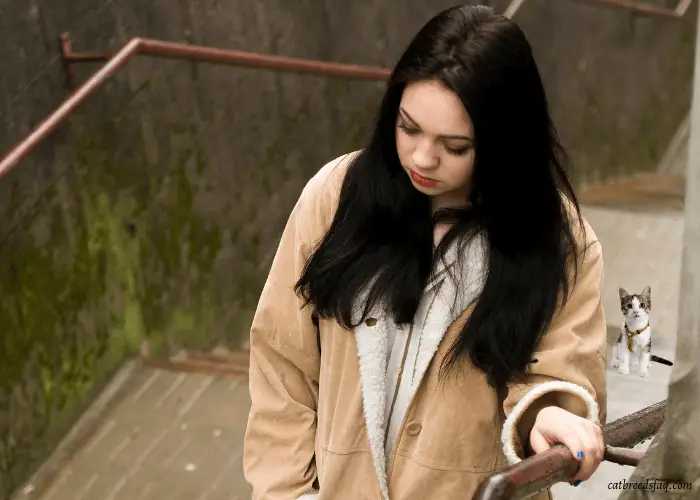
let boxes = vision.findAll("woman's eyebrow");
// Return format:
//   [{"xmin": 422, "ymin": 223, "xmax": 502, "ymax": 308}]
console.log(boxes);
[{"xmin": 399, "ymin": 107, "xmax": 473, "ymax": 142}]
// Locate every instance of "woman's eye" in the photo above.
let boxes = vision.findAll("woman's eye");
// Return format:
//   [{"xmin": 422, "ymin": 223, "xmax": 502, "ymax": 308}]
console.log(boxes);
[
  {"xmin": 444, "ymin": 145, "xmax": 469, "ymax": 156},
  {"xmin": 398, "ymin": 124, "xmax": 418, "ymax": 135}
]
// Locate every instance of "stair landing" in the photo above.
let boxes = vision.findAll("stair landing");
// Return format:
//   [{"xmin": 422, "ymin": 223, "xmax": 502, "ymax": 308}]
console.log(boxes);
[{"xmin": 578, "ymin": 174, "xmax": 685, "ymax": 212}]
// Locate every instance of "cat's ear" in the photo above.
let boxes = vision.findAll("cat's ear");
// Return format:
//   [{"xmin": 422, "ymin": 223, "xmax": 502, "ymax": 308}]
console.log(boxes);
[
  {"xmin": 641, "ymin": 286, "xmax": 651, "ymax": 299},
  {"xmin": 619, "ymin": 287, "xmax": 630, "ymax": 300}
]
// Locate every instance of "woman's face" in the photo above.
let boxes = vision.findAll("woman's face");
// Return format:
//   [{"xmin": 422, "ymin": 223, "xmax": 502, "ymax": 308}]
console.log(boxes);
[{"xmin": 395, "ymin": 79, "xmax": 475, "ymax": 211}]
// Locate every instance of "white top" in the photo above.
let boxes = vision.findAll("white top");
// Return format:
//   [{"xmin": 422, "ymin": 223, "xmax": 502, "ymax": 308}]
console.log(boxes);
[
  {"xmin": 348, "ymin": 232, "xmax": 487, "ymax": 467},
  {"xmin": 383, "ymin": 270, "xmax": 450, "ymax": 462}
]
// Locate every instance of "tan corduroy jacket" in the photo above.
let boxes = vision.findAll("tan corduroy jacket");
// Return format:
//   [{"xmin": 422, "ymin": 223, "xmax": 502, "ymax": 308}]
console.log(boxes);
[{"xmin": 243, "ymin": 152, "xmax": 608, "ymax": 500}]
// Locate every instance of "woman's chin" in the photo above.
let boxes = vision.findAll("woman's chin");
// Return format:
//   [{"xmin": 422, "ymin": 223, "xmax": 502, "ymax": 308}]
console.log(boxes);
[{"xmin": 409, "ymin": 179, "xmax": 441, "ymax": 195}]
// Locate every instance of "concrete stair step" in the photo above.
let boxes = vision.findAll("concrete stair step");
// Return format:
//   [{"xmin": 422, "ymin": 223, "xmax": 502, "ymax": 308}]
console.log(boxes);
[{"xmin": 578, "ymin": 173, "xmax": 685, "ymax": 212}]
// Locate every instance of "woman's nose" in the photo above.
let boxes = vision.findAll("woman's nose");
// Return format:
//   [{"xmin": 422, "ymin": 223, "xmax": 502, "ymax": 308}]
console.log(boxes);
[{"xmin": 412, "ymin": 143, "xmax": 438, "ymax": 170}]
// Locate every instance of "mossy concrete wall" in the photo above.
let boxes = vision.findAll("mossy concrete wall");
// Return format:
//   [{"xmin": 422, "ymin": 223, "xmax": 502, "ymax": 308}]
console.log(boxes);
[{"xmin": 0, "ymin": 0, "xmax": 696, "ymax": 497}]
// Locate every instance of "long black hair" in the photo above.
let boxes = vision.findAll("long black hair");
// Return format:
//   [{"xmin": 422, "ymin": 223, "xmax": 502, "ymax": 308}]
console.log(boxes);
[{"xmin": 294, "ymin": 4, "xmax": 586, "ymax": 390}]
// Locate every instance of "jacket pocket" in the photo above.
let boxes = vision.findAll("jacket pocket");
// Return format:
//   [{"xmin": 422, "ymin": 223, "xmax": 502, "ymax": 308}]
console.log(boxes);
[{"xmin": 318, "ymin": 448, "xmax": 380, "ymax": 500}]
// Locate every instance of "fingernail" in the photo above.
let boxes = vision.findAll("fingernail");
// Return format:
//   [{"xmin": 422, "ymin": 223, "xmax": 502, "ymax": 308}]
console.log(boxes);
[
  {"xmin": 576, "ymin": 450, "xmax": 584, "ymax": 459},
  {"xmin": 573, "ymin": 480, "xmax": 582, "ymax": 487}
]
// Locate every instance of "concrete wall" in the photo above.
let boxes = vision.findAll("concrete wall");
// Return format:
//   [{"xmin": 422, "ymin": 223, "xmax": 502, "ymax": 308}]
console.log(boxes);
[
  {"xmin": 509, "ymin": 0, "xmax": 698, "ymax": 183},
  {"xmin": 0, "ymin": 0, "xmax": 696, "ymax": 497},
  {"xmin": 583, "ymin": 206, "xmax": 684, "ymax": 345}
]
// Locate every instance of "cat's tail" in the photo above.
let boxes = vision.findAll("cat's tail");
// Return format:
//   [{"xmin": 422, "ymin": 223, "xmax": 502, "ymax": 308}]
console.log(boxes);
[{"xmin": 651, "ymin": 355, "xmax": 673, "ymax": 366}]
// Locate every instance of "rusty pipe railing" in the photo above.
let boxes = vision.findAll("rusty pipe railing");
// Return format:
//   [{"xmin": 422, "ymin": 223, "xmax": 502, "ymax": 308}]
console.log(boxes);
[
  {"xmin": 0, "ymin": 36, "xmax": 391, "ymax": 180},
  {"xmin": 57, "ymin": 32, "xmax": 392, "ymax": 86},
  {"xmin": 573, "ymin": 0, "xmax": 693, "ymax": 17},
  {"xmin": 0, "ymin": 0, "xmax": 693, "ymax": 180},
  {"xmin": 507, "ymin": 0, "xmax": 692, "ymax": 17},
  {"xmin": 473, "ymin": 400, "xmax": 666, "ymax": 500}
]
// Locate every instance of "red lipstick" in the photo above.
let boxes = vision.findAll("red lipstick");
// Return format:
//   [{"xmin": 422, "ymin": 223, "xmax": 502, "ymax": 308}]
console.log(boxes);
[{"xmin": 410, "ymin": 170, "xmax": 438, "ymax": 187}]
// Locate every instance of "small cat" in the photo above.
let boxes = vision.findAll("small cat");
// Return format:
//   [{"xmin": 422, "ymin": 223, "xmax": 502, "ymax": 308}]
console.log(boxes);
[{"xmin": 611, "ymin": 286, "xmax": 673, "ymax": 377}]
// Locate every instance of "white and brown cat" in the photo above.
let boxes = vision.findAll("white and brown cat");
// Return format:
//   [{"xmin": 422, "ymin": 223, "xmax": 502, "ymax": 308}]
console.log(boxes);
[{"xmin": 611, "ymin": 286, "xmax": 673, "ymax": 377}]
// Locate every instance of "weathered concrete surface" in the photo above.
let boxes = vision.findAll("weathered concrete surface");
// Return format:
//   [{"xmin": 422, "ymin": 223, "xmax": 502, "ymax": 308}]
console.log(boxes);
[
  {"xmin": 1, "ymin": 0, "xmax": 697, "ymax": 496},
  {"xmin": 511, "ymin": 0, "xmax": 697, "ymax": 183},
  {"xmin": 551, "ymin": 328, "xmax": 675, "ymax": 499},
  {"xmin": 581, "ymin": 205, "xmax": 684, "ymax": 346},
  {"xmin": 579, "ymin": 174, "xmax": 685, "ymax": 212},
  {"xmin": 8, "ymin": 185, "xmax": 689, "ymax": 498},
  {"xmin": 617, "ymin": 3, "xmax": 700, "ymax": 494},
  {"xmin": 9, "ymin": 328, "xmax": 675, "ymax": 500},
  {"xmin": 13, "ymin": 365, "xmax": 252, "ymax": 500},
  {"xmin": 657, "ymin": 113, "xmax": 690, "ymax": 176},
  {"xmin": 551, "ymin": 199, "xmax": 691, "ymax": 498}
]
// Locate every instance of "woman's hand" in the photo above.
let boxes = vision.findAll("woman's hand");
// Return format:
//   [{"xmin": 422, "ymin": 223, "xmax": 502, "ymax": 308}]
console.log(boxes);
[{"xmin": 529, "ymin": 406, "xmax": 605, "ymax": 485}]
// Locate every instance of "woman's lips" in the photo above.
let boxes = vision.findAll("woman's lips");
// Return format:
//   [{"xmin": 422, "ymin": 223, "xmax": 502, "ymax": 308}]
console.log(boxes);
[{"xmin": 410, "ymin": 170, "xmax": 438, "ymax": 187}]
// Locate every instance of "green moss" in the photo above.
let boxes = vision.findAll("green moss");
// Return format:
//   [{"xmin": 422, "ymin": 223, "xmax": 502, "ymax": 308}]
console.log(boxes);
[
  {"xmin": 0, "ymin": 115, "xmax": 226, "ymax": 497},
  {"xmin": 0, "ymin": 66, "xmax": 383, "ymax": 500}
]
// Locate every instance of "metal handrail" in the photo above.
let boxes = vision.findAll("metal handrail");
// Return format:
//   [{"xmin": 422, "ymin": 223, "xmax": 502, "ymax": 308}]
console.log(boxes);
[
  {"xmin": 0, "ymin": 36, "xmax": 390, "ymax": 179},
  {"xmin": 573, "ymin": 0, "xmax": 692, "ymax": 17},
  {"xmin": 0, "ymin": 0, "xmax": 693, "ymax": 179},
  {"xmin": 505, "ymin": 0, "xmax": 692, "ymax": 17},
  {"xmin": 473, "ymin": 400, "xmax": 667, "ymax": 499}
]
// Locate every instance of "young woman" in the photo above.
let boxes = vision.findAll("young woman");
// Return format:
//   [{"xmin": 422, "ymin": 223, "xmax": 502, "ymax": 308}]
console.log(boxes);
[{"xmin": 243, "ymin": 5, "xmax": 608, "ymax": 500}]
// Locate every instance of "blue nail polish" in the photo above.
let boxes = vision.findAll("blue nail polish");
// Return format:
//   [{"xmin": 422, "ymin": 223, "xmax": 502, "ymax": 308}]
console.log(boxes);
[
  {"xmin": 573, "ymin": 480, "xmax": 582, "ymax": 487},
  {"xmin": 576, "ymin": 450, "xmax": 584, "ymax": 459}
]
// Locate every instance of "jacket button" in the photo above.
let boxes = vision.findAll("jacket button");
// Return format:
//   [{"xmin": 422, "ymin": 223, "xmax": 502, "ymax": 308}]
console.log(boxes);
[
  {"xmin": 365, "ymin": 318, "xmax": 377, "ymax": 326},
  {"xmin": 406, "ymin": 422, "xmax": 422, "ymax": 436}
]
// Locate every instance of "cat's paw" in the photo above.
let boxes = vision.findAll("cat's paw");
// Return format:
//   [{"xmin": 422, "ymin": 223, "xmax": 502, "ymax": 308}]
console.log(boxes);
[
  {"xmin": 611, "ymin": 359, "xmax": 620, "ymax": 368},
  {"xmin": 639, "ymin": 370, "xmax": 649, "ymax": 378},
  {"xmin": 618, "ymin": 365, "xmax": 630, "ymax": 375}
]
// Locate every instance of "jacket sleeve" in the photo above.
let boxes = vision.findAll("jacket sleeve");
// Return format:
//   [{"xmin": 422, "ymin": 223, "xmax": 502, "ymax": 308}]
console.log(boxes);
[
  {"xmin": 242, "ymin": 159, "xmax": 343, "ymax": 499},
  {"xmin": 500, "ymin": 228, "xmax": 608, "ymax": 465}
]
